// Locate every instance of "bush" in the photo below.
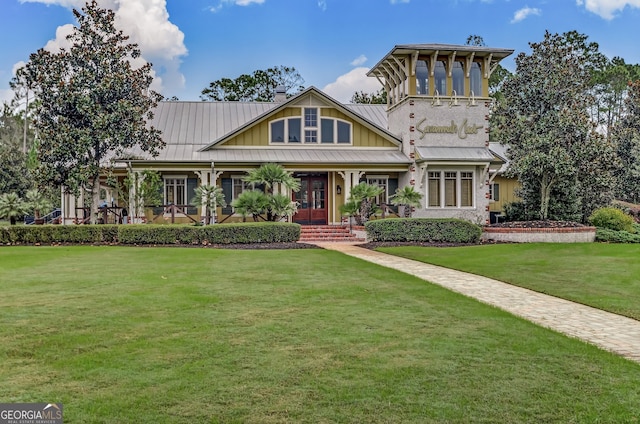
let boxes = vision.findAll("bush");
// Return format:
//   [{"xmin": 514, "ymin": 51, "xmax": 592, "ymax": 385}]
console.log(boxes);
[
  {"xmin": 503, "ymin": 202, "xmax": 530, "ymax": 222},
  {"xmin": 595, "ymin": 228, "xmax": 640, "ymax": 243},
  {"xmin": 0, "ymin": 223, "xmax": 301, "ymax": 245},
  {"xmin": 365, "ymin": 218, "xmax": 482, "ymax": 243},
  {"xmin": 589, "ymin": 207, "xmax": 635, "ymax": 233}
]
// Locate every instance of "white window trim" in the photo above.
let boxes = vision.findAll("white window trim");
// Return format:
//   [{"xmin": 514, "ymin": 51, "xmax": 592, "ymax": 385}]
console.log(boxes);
[
  {"xmin": 269, "ymin": 115, "xmax": 352, "ymax": 145},
  {"xmin": 163, "ymin": 175, "xmax": 188, "ymax": 216},
  {"xmin": 425, "ymin": 169, "xmax": 476, "ymax": 209},
  {"xmin": 367, "ymin": 176, "xmax": 389, "ymax": 204}
]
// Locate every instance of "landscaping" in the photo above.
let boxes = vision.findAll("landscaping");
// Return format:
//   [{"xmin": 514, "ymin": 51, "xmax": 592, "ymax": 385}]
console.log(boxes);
[
  {"xmin": 376, "ymin": 243, "xmax": 640, "ymax": 320},
  {"xmin": 1, "ymin": 246, "xmax": 639, "ymax": 422}
]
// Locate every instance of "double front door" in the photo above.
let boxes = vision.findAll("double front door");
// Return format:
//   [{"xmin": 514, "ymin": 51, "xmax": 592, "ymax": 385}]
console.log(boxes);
[{"xmin": 292, "ymin": 174, "xmax": 327, "ymax": 225}]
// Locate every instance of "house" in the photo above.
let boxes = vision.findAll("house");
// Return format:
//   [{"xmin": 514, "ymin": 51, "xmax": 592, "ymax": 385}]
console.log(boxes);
[{"xmin": 59, "ymin": 43, "xmax": 514, "ymax": 225}]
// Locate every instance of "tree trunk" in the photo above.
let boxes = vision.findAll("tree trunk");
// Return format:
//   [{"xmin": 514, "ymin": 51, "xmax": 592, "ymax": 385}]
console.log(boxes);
[
  {"xmin": 540, "ymin": 173, "xmax": 554, "ymax": 220},
  {"xmin": 90, "ymin": 175, "xmax": 101, "ymax": 225}
]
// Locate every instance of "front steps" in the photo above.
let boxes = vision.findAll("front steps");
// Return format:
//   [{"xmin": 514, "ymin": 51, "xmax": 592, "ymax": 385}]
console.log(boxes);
[{"xmin": 299, "ymin": 225, "xmax": 365, "ymax": 243}]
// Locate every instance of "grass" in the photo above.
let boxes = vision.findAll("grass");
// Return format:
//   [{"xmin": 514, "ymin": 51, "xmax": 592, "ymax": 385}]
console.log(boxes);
[
  {"xmin": 376, "ymin": 243, "xmax": 640, "ymax": 321},
  {"xmin": 0, "ymin": 246, "xmax": 638, "ymax": 423}
]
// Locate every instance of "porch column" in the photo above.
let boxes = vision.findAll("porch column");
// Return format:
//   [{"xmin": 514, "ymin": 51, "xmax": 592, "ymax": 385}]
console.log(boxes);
[{"xmin": 129, "ymin": 171, "xmax": 143, "ymax": 222}]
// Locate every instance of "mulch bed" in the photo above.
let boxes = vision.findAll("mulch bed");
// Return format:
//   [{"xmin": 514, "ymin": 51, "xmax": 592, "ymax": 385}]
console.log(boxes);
[{"xmin": 486, "ymin": 220, "xmax": 587, "ymax": 229}]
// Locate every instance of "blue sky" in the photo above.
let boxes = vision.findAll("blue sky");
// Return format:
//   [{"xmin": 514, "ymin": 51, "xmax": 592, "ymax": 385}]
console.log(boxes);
[{"xmin": 1, "ymin": 0, "xmax": 640, "ymax": 104}]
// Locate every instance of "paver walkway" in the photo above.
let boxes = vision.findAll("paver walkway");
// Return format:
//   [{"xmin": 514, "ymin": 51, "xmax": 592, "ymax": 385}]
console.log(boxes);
[{"xmin": 313, "ymin": 242, "xmax": 640, "ymax": 364}]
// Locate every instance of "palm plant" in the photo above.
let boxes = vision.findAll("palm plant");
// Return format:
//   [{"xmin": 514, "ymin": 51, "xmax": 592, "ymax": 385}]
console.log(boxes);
[
  {"xmin": 231, "ymin": 190, "xmax": 269, "ymax": 222},
  {"xmin": 191, "ymin": 185, "xmax": 226, "ymax": 225},
  {"xmin": 243, "ymin": 163, "xmax": 300, "ymax": 221},
  {"xmin": 24, "ymin": 188, "xmax": 53, "ymax": 220},
  {"xmin": 389, "ymin": 186, "xmax": 423, "ymax": 218},
  {"xmin": 340, "ymin": 182, "xmax": 384, "ymax": 225},
  {"xmin": 270, "ymin": 193, "xmax": 299, "ymax": 221},
  {"xmin": 0, "ymin": 192, "xmax": 28, "ymax": 225}
]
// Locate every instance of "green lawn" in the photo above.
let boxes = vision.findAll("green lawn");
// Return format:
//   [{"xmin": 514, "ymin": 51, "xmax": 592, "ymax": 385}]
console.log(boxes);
[
  {"xmin": 376, "ymin": 243, "xmax": 640, "ymax": 321},
  {"xmin": 0, "ymin": 246, "xmax": 639, "ymax": 423}
]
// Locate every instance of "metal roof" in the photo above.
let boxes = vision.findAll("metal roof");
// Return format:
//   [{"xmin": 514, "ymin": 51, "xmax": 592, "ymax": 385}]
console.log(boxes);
[
  {"xmin": 126, "ymin": 147, "xmax": 410, "ymax": 165},
  {"xmin": 415, "ymin": 146, "xmax": 497, "ymax": 163}
]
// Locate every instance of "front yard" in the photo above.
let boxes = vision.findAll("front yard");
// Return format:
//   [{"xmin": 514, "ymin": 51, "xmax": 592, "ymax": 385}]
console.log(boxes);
[{"xmin": 0, "ymin": 246, "xmax": 638, "ymax": 422}]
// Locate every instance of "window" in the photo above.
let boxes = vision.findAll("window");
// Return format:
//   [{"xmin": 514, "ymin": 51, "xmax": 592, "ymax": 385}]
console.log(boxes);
[
  {"xmin": 288, "ymin": 118, "xmax": 301, "ymax": 142},
  {"xmin": 321, "ymin": 119, "xmax": 334, "ymax": 143},
  {"xmin": 489, "ymin": 183, "xmax": 500, "ymax": 201},
  {"xmin": 337, "ymin": 121, "xmax": 351, "ymax": 144},
  {"xmin": 434, "ymin": 61, "xmax": 446, "ymax": 95},
  {"xmin": 232, "ymin": 178, "xmax": 252, "ymax": 201},
  {"xmin": 270, "ymin": 114, "xmax": 351, "ymax": 144},
  {"xmin": 165, "ymin": 177, "xmax": 186, "ymax": 205},
  {"xmin": 470, "ymin": 62, "xmax": 482, "ymax": 97},
  {"xmin": 416, "ymin": 60, "xmax": 429, "ymax": 95},
  {"xmin": 452, "ymin": 61, "xmax": 464, "ymax": 96},
  {"xmin": 427, "ymin": 171, "xmax": 475, "ymax": 208},
  {"xmin": 271, "ymin": 120, "xmax": 285, "ymax": 143},
  {"xmin": 367, "ymin": 177, "xmax": 388, "ymax": 205},
  {"xmin": 428, "ymin": 172, "xmax": 441, "ymax": 207}
]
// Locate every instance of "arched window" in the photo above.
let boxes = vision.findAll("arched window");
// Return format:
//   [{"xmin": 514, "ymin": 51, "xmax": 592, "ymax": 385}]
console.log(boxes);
[{"xmin": 452, "ymin": 62, "xmax": 464, "ymax": 96}]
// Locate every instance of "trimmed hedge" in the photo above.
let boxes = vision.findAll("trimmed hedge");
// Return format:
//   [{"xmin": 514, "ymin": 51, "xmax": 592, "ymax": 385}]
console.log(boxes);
[
  {"xmin": 589, "ymin": 207, "xmax": 636, "ymax": 233},
  {"xmin": 365, "ymin": 218, "xmax": 482, "ymax": 243},
  {"xmin": 0, "ymin": 222, "xmax": 301, "ymax": 245}
]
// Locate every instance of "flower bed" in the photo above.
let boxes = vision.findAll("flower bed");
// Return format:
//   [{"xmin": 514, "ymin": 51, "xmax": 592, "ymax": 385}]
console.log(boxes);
[{"xmin": 482, "ymin": 221, "xmax": 596, "ymax": 243}]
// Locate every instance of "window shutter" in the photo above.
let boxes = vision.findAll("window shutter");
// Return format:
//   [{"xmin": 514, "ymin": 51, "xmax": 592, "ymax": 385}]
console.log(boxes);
[
  {"xmin": 152, "ymin": 182, "xmax": 164, "ymax": 216},
  {"xmin": 494, "ymin": 184, "xmax": 500, "ymax": 201},
  {"xmin": 187, "ymin": 178, "xmax": 198, "ymax": 215},
  {"xmin": 221, "ymin": 178, "xmax": 233, "ymax": 215}
]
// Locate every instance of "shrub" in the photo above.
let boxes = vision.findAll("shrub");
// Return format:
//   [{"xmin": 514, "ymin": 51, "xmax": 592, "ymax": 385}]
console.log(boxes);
[
  {"xmin": 503, "ymin": 202, "xmax": 530, "ymax": 222},
  {"xmin": 589, "ymin": 207, "xmax": 635, "ymax": 233},
  {"xmin": 595, "ymin": 228, "xmax": 640, "ymax": 243},
  {"xmin": 0, "ymin": 223, "xmax": 301, "ymax": 245},
  {"xmin": 365, "ymin": 218, "xmax": 482, "ymax": 243}
]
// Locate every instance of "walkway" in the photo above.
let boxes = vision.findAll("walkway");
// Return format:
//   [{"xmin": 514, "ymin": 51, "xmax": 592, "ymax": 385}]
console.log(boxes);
[{"xmin": 313, "ymin": 242, "xmax": 640, "ymax": 364}]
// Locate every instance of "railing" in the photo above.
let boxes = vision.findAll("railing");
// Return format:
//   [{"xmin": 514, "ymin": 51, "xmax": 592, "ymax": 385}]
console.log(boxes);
[
  {"xmin": 150, "ymin": 204, "xmax": 199, "ymax": 224},
  {"xmin": 24, "ymin": 208, "xmax": 62, "ymax": 225}
]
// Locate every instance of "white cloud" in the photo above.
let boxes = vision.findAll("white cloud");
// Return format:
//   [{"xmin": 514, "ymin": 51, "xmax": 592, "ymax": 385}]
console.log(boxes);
[
  {"xmin": 390, "ymin": 0, "xmax": 410, "ymax": 4},
  {"xmin": 0, "ymin": 88, "xmax": 15, "ymax": 106},
  {"xmin": 350, "ymin": 55, "xmax": 367, "ymax": 67},
  {"xmin": 318, "ymin": 0, "xmax": 327, "ymax": 11},
  {"xmin": 577, "ymin": 0, "xmax": 640, "ymax": 19},
  {"xmin": 322, "ymin": 67, "xmax": 382, "ymax": 103},
  {"xmin": 19, "ymin": 0, "xmax": 187, "ymax": 96},
  {"xmin": 511, "ymin": 6, "xmax": 541, "ymax": 23},
  {"xmin": 209, "ymin": 0, "xmax": 265, "ymax": 11}
]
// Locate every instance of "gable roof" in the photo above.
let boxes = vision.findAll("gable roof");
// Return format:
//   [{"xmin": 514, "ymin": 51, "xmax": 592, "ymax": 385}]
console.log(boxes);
[{"xmin": 197, "ymin": 86, "xmax": 401, "ymax": 151}]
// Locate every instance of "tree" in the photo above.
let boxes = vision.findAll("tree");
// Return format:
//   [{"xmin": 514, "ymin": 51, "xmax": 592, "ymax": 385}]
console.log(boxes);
[
  {"xmin": 493, "ymin": 31, "xmax": 616, "ymax": 221},
  {"xmin": 351, "ymin": 89, "xmax": 387, "ymax": 104},
  {"xmin": 15, "ymin": 1, "xmax": 164, "ymax": 224},
  {"xmin": 0, "ymin": 104, "xmax": 32, "ymax": 196},
  {"xmin": 0, "ymin": 192, "xmax": 28, "ymax": 225},
  {"xmin": 339, "ymin": 182, "xmax": 384, "ymax": 225},
  {"xmin": 201, "ymin": 66, "xmax": 305, "ymax": 102},
  {"xmin": 389, "ymin": 186, "xmax": 423, "ymax": 217},
  {"xmin": 613, "ymin": 80, "xmax": 640, "ymax": 203},
  {"xmin": 191, "ymin": 185, "xmax": 226, "ymax": 225},
  {"xmin": 241, "ymin": 163, "xmax": 300, "ymax": 221}
]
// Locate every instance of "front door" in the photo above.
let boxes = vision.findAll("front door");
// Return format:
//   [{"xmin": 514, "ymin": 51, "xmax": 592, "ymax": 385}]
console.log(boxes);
[{"xmin": 293, "ymin": 174, "xmax": 328, "ymax": 225}]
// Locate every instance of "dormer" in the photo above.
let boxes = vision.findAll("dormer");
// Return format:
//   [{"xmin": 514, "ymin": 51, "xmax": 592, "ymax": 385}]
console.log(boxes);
[{"xmin": 367, "ymin": 44, "xmax": 513, "ymax": 108}]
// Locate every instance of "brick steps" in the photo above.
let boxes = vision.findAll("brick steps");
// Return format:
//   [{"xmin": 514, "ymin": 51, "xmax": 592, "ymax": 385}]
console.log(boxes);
[{"xmin": 299, "ymin": 225, "xmax": 364, "ymax": 242}]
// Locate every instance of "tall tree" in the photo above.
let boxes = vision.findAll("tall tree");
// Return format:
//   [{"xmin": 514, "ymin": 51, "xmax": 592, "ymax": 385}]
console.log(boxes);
[
  {"xmin": 613, "ymin": 80, "xmax": 640, "ymax": 203},
  {"xmin": 200, "ymin": 66, "xmax": 305, "ymax": 102},
  {"xmin": 0, "ymin": 103, "xmax": 31, "ymax": 196},
  {"xmin": 493, "ymin": 31, "xmax": 615, "ymax": 221},
  {"xmin": 15, "ymin": 0, "xmax": 164, "ymax": 224}
]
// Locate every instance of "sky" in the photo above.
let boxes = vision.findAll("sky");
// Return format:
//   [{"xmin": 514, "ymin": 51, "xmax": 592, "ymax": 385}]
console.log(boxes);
[{"xmin": 1, "ymin": 0, "xmax": 640, "ymax": 105}]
